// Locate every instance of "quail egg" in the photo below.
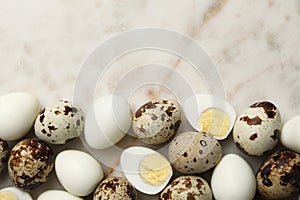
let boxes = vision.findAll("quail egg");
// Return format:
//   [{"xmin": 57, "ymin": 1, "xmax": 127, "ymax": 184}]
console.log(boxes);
[
  {"xmin": 120, "ymin": 146, "xmax": 172, "ymax": 195},
  {"xmin": 183, "ymin": 94, "xmax": 236, "ymax": 140},
  {"xmin": 281, "ymin": 114, "xmax": 300, "ymax": 153},
  {"xmin": 132, "ymin": 99, "xmax": 182, "ymax": 145},
  {"xmin": 34, "ymin": 100, "xmax": 84, "ymax": 144},
  {"xmin": 0, "ymin": 138, "xmax": 9, "ymax": 173},
  {"xmin": 0, "ymin": 187, "xmax": 32, "ymax": 200}
]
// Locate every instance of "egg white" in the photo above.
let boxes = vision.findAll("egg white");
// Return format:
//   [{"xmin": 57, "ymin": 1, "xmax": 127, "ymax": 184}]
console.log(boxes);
[
  {"xmin": 0, "ymin": 187, "xmax": 32, "ymax": 200},
  {"xmin": 183, "ymin": 94, "xmax": 236, "ymax": 140},
  {"xmin": 120, "ymin": 146, "xmax": 172, "ymax": 195}
]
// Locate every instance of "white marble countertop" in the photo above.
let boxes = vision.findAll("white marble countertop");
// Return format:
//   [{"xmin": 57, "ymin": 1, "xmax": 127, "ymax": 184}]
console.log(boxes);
[{"xmin": 0, "ymin": 1, "xmax": 299, "ymax": 199}]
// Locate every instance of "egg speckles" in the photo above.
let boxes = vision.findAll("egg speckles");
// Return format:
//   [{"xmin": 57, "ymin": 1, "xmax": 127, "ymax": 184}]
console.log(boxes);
[
  {"xmin": 233, "ymin": 101, "xmax": 281, "ymax": 156},
  {"xmin": 34, "ymin": 100, "xmax": 84, "ymax": 144},
  {"xmin": 168, "ymin": 131, "xmax": 222, "ymax": 174},
  {"xmin": 8, "ymin": 138, "xmax": 54, "ymax": 190},
  {"xmin": 93, "ymin": 177, "xmax": 137, "ymax": 200},
  {"xmin": 160, "ymin": 176, "xmax": 212, "ymax": 200},
  {"xmin": 133, "ymin": 99, "xmax": 182, "ymax": 145},
  {"xmin": 256, "ymin": 150, "xmax": 300, "ymax": 199},
  {"xmin": 0, "ymin": 138, "xmax": 9, "ymax": 173}
]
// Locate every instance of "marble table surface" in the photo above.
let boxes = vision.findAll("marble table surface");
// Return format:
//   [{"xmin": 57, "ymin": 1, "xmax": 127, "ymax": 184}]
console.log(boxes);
[{"xmin": 0, "ymin": 0, "xmax": 299, "ymax": 199}]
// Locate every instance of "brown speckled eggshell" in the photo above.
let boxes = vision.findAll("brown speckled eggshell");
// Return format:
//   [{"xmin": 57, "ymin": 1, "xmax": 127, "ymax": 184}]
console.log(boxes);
[
  {"xmin": 0, "ymin": 138, "xmax": 9, "ymax": 173},
  {"xmin": 256, "ymin": 150, "xmax": 300, "ymax": 199},
  {"xmin": 168, "ymin": 131, "xmax": 222, "ymax": 174},
  {"xmin": 8, "ymin": 138, "xmax": 54, "ymax": 191},
  {"xmin": 93, "ymin": 177, "xmax": 137, "ymax": 200},
  {"xmin": 160, "ymin": 176, "xmax": 212, "ymax": 200},
  {"xmin": 132, "ymin": 99, "xmax": 181, "ymax": 145},
  {"xmin": 233, "ymin": 101, "xmax": 281, "ymax": 156}
]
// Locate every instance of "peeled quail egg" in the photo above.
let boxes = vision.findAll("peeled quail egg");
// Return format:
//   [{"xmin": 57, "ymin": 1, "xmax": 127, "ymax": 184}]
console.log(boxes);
[
  {"xmin": 120, "ymin": 146, "xmax": 173, "ymax": 195},
  {"xmin": 183, "ymin": 94, "xmax": 236, "ymax": 140},
  {"xmin": 37, "ymin": 190, "xmax": 83, "ymax": 200},
  {"xmin": 0, "ymin": 187, "xmax": 32, "ymax": 200},
  {"xmin": 84, "ymin": 95, "xmax": 132, "ymax": 149},
  {"xmin": 281, "ymin": 114, "xmax": 300, "ymax": 153},
  {"xmin": 132, "ymin": 99, "xmax": 182, "ymax": 145}
]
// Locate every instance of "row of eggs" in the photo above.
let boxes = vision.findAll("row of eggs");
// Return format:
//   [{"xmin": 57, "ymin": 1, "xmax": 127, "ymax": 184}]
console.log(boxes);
[{"xmin": 0, "ymin": 92, "xmax": 299, "ymax": 199}]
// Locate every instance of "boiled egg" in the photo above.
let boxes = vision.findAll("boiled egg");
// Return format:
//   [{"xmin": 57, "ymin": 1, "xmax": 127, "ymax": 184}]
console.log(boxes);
[
  {"xmin": 0, "ymin": 187, "xmax": 32, "ymax": 200},
  {"xmin": 183, "ymin": 94, "xmax": 236, "ymax": 140},
  {"xmin": 120, "ymin": 146, "xmax": 172, "ymax": 195}
]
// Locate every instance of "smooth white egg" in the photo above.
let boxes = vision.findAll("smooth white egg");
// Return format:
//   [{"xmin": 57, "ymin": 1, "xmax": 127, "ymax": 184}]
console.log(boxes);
[
  {"xmin": 183, "ymin": 94, "xmax": 236, "ymax": 140},
  {"xmin": 37, "ymin": 190, "xmax": 83, "ymax": 200},
  {"xmin": 281, "ymin": 114, "xmax": 300, "ymax": 153},
  {"xmin": 0, "ymin": 92, "xmax": 39, "ymax": 141},
  {"xmin": 120, "ymin": 146, "xmax": 173, "ymax": 195},
  {"xmin": 211, "ymin": 154, "xmax": 256, "ymax": 200},
  {"xmin": 55, "ymin": 150, "xmax": 104, "ymax": 196},
  {"xmin": 84, "ymin": 94, "xmax": 132, "ymax": 149},
  {"xmin": 0, "ymin": 187, "xmax": 32, "ymax": 200}
]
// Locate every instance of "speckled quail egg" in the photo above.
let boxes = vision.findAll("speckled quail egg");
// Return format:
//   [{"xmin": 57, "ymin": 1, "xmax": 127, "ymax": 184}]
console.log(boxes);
[
  {"xmin": 184, "ymin": 94, "xmax": 236, "ymax": 140},
  {"xmin": 132, "ymin": 99, "xmax": 182, "ymax": 145},
  {"xmin": 8, "ymin": 138, "xmax": 54, "ymax": 190},
  {"xmin": 120, "ymin": 146, "xmax": 173, "ymax": 195},
  {"xmin": 256, "ymin": 150, "xmax": 300, "ymax": 199},
  {"xmin": 0, "ymin": 138, "xmax": 9, "ymax": 173},
  {"xmin": 34, "ymin": 100, "xmax": 84, "ymax": 144},
  {"xmin": 160, "ymin": 175, "xmax": 212, "ymax": 200},
  {"xmin": 0, "ymin": 187, "xmax": 32, "ymax": 200},
  {"xmin": 233, "ymin": 101, "xmax": 281, "ymax": 156},
  {"xmin": 93, "ymin": 177, "xmax": 137, "ymax": 200},
  {"xmin": 168, "ymin": 131, "xmax": 222, "ymax": 174}
]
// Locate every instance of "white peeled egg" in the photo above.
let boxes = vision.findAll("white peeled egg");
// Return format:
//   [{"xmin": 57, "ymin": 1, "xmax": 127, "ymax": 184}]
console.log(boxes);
[
  {"xmin": 211, "ymin": 154, "xmax": 256, "ymax": 200},
  {"xmin": 37, "ymin": 190, "xmax": 83, "ymax": 200},
  {"xmin": 84, "ymin": 94, "xmax": 132, "ymax": 149},
  {"xmin": 0, "ymin": 187, "xmax": 32, "ymax": 200},
  {"xmin": 120, "ymin": 146, "xmax": 173, "ymax": 195},
  {"xmin": 55, "ymin": 150, "xmax": 104, "ymax": 196},
  {"xmin": 0, "ymin": 92, "xmax": 39, "ymax": 141},
  {"xmin": 183, "ymin": 94, "xmax": 236, "ymax": 140},
  {"xmin": 281, "ymin": 114, "xmax": 300, "ymax": 153}
]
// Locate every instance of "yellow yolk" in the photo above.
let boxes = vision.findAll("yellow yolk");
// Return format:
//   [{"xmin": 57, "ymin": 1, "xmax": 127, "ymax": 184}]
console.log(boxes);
[
  {"xmin": 0, "ymin": 191, "xmax": 18, "ymax": 200},
  {"xmin": 139, "ymin": 153, "xmax": 171, "ymax": 186},
  {"xmin": 198, "ymin": 108, "xmax": 230, "ymax": 137}
]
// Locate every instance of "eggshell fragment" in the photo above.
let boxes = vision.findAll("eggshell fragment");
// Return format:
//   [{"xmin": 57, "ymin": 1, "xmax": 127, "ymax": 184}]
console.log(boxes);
[
  {"xmin": 211, "ymin": 154, "xmax": 256, "ymax": 200},
  {"xmin": 256, "ymin": 150, "xmax": 300, "ymax": 199},
  {"xmin": 84, "ymin": 95, "xmax": 132, "ymax": 149},
  {"xmin": 0, "ymin": 92, "xmax": 39, "ymax": 141},
  {"xmin": 233, "ymin": 101, "xmax": 281, "ymax": 156},
  {"xmin": 55, "ymin": 150, "xmax": 104, "ymax": 196},
  {"xmin": 281, "ymin": 114, "xmax": 300, "ymax": 153},
  {"xmin": 37, "ymin": 190, "xmax": 83, "ymax": 200}
]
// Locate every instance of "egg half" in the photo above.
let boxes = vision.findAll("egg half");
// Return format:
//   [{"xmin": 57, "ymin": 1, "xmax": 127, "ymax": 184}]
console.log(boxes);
[
  {"xmin": 0, "ymin": 187, "xmax": 32, "ymax": 200},
  {"xmin": 120, "ymin": 146, "xmax": 172, "ymax": 195},
  {"xmin": 183, "ymin": 94, "xmax": 236, "ymax": 140}
]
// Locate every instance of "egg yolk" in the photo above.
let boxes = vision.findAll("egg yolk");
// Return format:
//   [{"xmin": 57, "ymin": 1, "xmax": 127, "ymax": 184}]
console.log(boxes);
[
  {"xmin": 0, "ymin": 191, "xmax": 18, "ymax": 200},
  {"xmin": 139, "ymin": 153, "xmax": 171, "ymax": 186},
  {"xmin": 198, "ymin": 108, "xmax": 230, "ymax": 137}
]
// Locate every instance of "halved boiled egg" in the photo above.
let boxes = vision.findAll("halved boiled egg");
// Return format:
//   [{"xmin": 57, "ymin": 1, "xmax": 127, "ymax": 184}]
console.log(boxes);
[
  {"xmin": 120, "ymin": 146, "xmax": 172, "ymax": 195},
  {"xmin": 0, "ymin": 187, "xmax": 32, "ymax": 200},
  {"xmin": 183, "ymin": 94, "xmax": 236, "ymax": 140}
]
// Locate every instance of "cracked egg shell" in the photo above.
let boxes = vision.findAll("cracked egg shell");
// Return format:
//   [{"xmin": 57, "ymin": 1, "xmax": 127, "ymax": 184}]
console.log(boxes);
[
  {"xmin": 233, "ymin": 101, "xmax": 281, "ymax": 156},
  {"xmin": 8, "ymin": 138, "xmax": 54, "ymax": 190},
  {"xmin": 256, "ymin": 150, "xmax": 300, "ymax": 199},
  {"xmin": 0, "ymin": 138, "xmax": 9, "ymax": 173},
  {"xmin": 34, "ymin": 100, "xmax": 84, "ymax": 144},
  {"xmin": 132, "ymin": 99, "xmax": 182, "ymax": 145},
  {"xmin": 93, "ymin": 177, "xmax": 137, "ymax": 200},
  {"xmin": 168, "ymin": 131, "xmax": 222, "ymax": 174},
  {"xmin": 159, "ymin": 176, "xmax": 212, "ymax": 200}
]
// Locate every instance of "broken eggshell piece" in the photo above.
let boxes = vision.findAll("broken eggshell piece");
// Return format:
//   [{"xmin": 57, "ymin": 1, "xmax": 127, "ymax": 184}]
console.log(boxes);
[{"xmin": 183, "ymin": 94, "xmax": 236, "ymax": 140}]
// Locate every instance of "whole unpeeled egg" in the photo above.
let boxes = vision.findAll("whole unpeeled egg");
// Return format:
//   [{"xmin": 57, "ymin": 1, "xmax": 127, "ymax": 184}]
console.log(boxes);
[
  {"xmin": 0, "ymin": 92, "xmax": 39, "ymax": 141},
  {"xmin": 210, "ymin": 154, "xmax": 256, "ymax": 200},
  {"xmin": 0, "ymin": 138, "xmax": 9, "ymax": 173},
  {"xmin": 55, "ymin": 150, "xmax": 104, "ymax": 196},
  {"xmin": 183, "ymin": 94, "xmax": 236, "ymax": 140},
  {"xmin": 233, "ymin": 101, "xmax": 281, "ymax": 156},
  {"xmin": 281, "ymin": 114, "xmax": 300, "ymax": 153},
  {"xmin": 84, "ymin": 95, "xmax": 132, "ymax": 149}
]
